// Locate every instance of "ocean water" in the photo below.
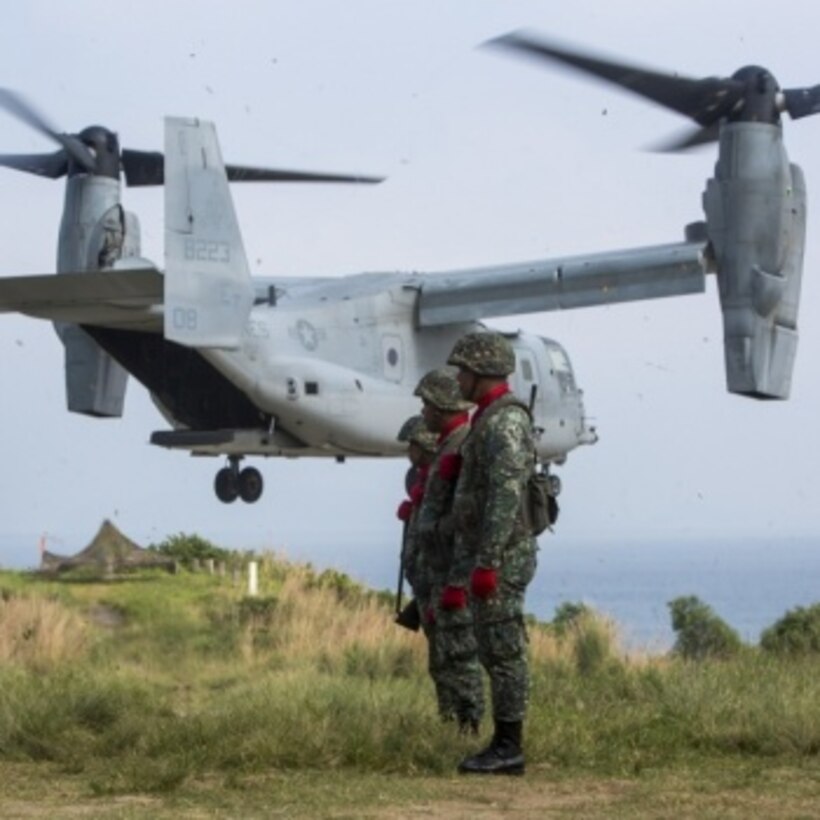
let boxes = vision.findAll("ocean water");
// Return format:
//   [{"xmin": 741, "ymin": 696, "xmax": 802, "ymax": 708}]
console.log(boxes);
[
  {"xmin": 525, "ymin": 536, "xmax": 820, "ymax": 651},
  {"xmin": 336, "ymin": 535, "xmax": 820, "ymax": 653}
]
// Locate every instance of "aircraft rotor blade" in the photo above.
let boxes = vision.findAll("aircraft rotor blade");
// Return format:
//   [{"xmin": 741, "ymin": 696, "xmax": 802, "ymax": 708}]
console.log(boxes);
[
  {"xmin": 781, "ymin": 85, "xmax": 820, "ymax": 120},
  {"xmin": 0, "ymin": 150, "xmax": 68, "ymax": 178},
  {"xmin": 650, "ymin": 123, "xmax": 722, "ymax": 152},
  {"xmin": 120, "ymin": 149, "xmax": 164, "ymax": 186},
  {"xmin": 0, "ymin": 88, "xmax": 97, "ymax": 173},
  {"xmin": 122, "ymin": 148, "xmax": 384, "ymax": 186},
  {"xmin": 225, "ymin": 165, "xmax": 384, "ymax": 184},
  {"xmin": 486, "ymin": 31, "xmax": 745, "ymax": 127}
]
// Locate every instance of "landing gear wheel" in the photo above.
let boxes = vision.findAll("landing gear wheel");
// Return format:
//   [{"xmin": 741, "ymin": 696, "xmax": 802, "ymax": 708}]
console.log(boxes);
[
  {"xmin": 238, "ymin": 467, "xmax": 264, "ymax": 503},
  {"xmin": 215, "ymin": 467, "xmax": 239, "ymax": 503}
]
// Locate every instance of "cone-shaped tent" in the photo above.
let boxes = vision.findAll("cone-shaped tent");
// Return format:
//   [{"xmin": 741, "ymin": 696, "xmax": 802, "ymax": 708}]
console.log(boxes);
[{"xmin": 40, "ymin": 519, "xmax": 173, "ymax": 574}]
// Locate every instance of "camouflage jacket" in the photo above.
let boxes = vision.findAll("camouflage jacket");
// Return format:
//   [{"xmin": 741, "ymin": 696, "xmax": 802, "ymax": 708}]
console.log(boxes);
[
  {"xmin": 401, "ymin": 467, "xmax": 429, "ymax": 597},
  {"xmin": 450, "ymin": 394, "xmax": 535, "ymax": 585},
  {"xmin": 401, "ymin": 513, "xmax": 421, "ymax": 594},
  {"xmin": 415, "ymin": 420, "xmax": 470, "ymax": 587}
]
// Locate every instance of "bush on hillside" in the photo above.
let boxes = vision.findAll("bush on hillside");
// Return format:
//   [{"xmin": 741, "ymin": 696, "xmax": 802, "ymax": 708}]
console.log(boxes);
[
  {"xmin": 548, "ymin": 602, "xmax": 617, "ymax": 675},
  {"xmin": 551, "ymin": 601, "xmax": 591, "ymax": 635},
  {"xmin": 760, "ymin": 603, "xmax": 820, "ymax": 656},
  {"xmin": 668, "ymin": 596, "xmax": 742, "ymax": 660},
  {"xmin": 148, "ymin": 533, "xmax": 231, "ymax": 566}
]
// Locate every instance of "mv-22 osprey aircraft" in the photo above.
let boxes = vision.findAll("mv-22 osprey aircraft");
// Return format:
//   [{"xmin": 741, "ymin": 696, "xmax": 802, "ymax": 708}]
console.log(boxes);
[{"xmin": 0, "ymin": 33, "xmax": 813, "ymax": 503}]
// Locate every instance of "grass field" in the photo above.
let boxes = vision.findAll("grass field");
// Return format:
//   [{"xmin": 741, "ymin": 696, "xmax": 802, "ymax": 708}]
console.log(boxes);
[{"xmin": 1, "ymin": 551, "xmax": 819, "ymax": 817}]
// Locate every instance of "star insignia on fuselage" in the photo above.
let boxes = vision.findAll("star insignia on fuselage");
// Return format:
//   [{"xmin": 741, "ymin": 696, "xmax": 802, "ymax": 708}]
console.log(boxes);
[{"xmin": 296, "ymin": 319, "xmax": 318, "ymax": 351}]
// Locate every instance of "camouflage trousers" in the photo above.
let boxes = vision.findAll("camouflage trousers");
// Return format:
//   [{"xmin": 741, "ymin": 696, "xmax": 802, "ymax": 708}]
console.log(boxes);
[
  {"xmin": 428, "ymin": 601, "xmax": 485, "ymax": 725},
  {"xmin": 472, "ymin": 538, "xmax": 537, "ymax": 723}
]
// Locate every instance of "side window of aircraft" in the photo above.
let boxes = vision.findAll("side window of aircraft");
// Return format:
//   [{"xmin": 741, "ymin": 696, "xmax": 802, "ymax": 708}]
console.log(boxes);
[
  {"xmin": 512, "ymin": 348, "xmax": 539, "ymax": 402},
  {"xmin": 381, "ymin": 334, "xmax": 404, "ymax": 383},
  {"xmin": 543, "ymin": 341, "xmax": 577, "ymax": 395}
]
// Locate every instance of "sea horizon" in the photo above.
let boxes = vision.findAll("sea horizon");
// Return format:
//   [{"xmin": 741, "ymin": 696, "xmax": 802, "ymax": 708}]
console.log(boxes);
[{"xmin": 341, "ymin": 534, "xmax": 820, "ymax": 652}]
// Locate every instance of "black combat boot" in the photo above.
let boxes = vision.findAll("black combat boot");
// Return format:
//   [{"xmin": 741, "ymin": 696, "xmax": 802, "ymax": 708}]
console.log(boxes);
[{"xmin": 457, "ymin": 720, "xmax": 525, "ymax": 775}]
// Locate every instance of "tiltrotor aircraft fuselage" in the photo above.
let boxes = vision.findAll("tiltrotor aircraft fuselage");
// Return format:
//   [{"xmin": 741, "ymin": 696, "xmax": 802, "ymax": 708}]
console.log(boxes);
[{"xmin": 0, "ymin": 32, "xmax": 812, "ymax": 502}]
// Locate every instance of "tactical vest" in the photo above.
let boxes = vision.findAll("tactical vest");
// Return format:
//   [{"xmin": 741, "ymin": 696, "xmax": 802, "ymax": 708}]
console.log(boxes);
[
  {"xmin": 455, "ymin": 394, "xmax": 535, "ymax": 544},
  {"xmin": 461, "ymin": 393, "xmax": 557, "ymax": 538}
]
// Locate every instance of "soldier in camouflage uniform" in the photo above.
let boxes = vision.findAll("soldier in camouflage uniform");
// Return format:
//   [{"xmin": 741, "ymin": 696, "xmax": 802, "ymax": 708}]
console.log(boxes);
[
  {"xmin": 443, "ymin": 331, "xmax": 538, "ymax": 776},
  {"xmin": 395, "ymin": 415, "xmax": 453, "ymax": 716},
  {"xmin": 413, "ymin": 368, "xmax": 484, "ymax": 733}
]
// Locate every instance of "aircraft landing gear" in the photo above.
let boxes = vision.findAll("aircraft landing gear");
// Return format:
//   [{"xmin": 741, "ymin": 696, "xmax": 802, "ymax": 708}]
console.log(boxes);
[{"xmin": 214, "ymin": 457, "xmax": 264, "ymax": 504}]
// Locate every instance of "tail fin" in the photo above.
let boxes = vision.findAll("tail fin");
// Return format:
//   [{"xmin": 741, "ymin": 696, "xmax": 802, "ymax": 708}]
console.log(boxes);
[{"xmin": 163, "ymin": 117, "xmax": 254, "ymax": 349}]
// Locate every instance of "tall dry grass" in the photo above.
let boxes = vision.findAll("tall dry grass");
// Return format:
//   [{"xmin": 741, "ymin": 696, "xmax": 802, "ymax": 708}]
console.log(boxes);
[
  {"xmin": 529, "ymin": 608, "xmax": 627, "ymax": 673},
  {"xmin": 238, "ymin": 566, "xmax": 425, "ymax": 674},
  {"xmin": 1, "ymin": 561, "xmax": 819, "ymax": 791},
  {"xmin": 0, "ymin": 593, "xmax": 88, "ymax": 669}
]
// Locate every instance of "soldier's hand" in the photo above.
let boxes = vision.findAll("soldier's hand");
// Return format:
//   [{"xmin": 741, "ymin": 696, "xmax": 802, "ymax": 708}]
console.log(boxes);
[
  {"xmin": 470, "ymin": 567, "xmax": 498, "ymax": 599},
  {"xmin": 396, "ymin": 499, "xmax": 413, "ymax": 521},
  {"xmin": 440, "ymin": 585, "xmax": 468, "ymax": 610}
]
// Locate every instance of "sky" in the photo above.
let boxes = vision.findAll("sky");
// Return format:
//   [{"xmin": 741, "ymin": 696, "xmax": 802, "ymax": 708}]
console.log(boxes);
[{"xmin": 0, "ymin": 0, "xmax": 818, "ymax": 591}]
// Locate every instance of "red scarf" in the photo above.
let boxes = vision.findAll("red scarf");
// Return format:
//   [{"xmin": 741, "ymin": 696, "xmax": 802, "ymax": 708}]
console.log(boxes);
[
  {"xmin": 437, "ymin": 412, "xmax": 470, "ymax": 445},
  {"xmin": 471, "ymin": 383, "xmax": 511, "ymax": 426}
]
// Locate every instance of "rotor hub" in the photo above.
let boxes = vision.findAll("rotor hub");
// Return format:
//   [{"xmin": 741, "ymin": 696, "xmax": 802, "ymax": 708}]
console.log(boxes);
[
  {"xmin": 73, "ymin": 125, "xmax": 120, "ymax": 179},
  {"xmin": 729, "ymin": 66, "xmax": 781, "ymax": 124}
]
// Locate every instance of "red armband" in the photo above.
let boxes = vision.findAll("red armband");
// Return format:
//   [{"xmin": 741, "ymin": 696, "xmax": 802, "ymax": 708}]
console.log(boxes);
[
  {"xmin": 440, "ymin": 585, "xmax": 468, "ymax": 610},
  {"xmin": 470, "ymin": 567, "xmax": 498, "ymax": 599}
]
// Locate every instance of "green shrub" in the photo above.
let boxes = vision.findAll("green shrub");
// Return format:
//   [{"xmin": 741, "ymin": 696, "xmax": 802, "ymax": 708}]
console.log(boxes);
[
  {"xmin": 552, "ymin": 601, "xmax": 591, "ymax": 635},
  {"xmin": 237, "ymin": 595, "xmax": 278, "ymax": 626},
  {"xmin": 573, "ymin": 613, "xmax": 617, "ymax": 676},
  {"xmin": 760, "ymin": 603, "xmax": 820, "ymax": 655},
  {"xmin": 148, "ymin": 533, "xmax": 231, "ymax": 566},
  {"xmin": 668, "ymin": 596, "xmax": 742, "ymax": 660},
  {"xmin": 305, "ymin": 568, "xmax": 365, "ymax": 602}
]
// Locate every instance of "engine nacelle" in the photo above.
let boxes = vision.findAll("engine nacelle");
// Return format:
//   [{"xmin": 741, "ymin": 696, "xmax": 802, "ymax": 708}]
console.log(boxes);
[
  {"xmin": 703, "ymin": 121, "xmax": 806, "ymax": 399},
  {"xmin": 61, "ymin": 323, "xmax": 129, "ymax": 416},
  {"xmin": 56, "ymin": 178, "xmax": 140, "ymax": 416}
]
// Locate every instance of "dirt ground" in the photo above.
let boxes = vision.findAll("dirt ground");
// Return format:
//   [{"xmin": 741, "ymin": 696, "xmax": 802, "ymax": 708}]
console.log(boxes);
[{"xmin": 1, "ymin": 761, "xmax": 819, "ymax": 818}]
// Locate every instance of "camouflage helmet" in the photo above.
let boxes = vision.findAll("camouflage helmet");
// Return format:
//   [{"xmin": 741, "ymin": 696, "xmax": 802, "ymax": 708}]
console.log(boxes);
[
  {"xmin": 447, "ymin": 331, "xmax": 516, "ymax": 377},
  {"xmin": 396, "ymin": 415, "xmax": 438, "ymax": 453},
  {"xmin": 414, "ymin": 368, "xmax": 472, "ymax": 412}
]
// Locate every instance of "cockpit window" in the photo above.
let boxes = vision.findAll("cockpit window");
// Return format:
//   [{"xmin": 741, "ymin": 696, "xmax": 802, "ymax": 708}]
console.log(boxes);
[{"xmin": 543, "ymin": 340, "xmax": 576, "ymax": 394}]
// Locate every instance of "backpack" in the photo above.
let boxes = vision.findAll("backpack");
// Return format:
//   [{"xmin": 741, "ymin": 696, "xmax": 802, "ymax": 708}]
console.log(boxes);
[{"xmin": 524, "ymin": 470, "xmax": 560, "ymax": 535}]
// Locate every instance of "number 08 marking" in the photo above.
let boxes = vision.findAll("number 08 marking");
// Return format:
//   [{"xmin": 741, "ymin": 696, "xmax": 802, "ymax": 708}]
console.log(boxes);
[{"xmin": 172, "ymin": 307, "xmax": 198, "ymax": 330}]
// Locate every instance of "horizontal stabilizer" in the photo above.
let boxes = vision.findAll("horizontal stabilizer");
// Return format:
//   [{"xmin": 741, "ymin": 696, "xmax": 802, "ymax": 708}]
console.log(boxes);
[{"xmin": 0, "ymin": 267, "xmax": 162, "ymax": 329}]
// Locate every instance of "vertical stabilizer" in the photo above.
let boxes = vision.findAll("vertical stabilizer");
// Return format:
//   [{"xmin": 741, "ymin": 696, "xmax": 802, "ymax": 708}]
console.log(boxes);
[{"xmin": 164, "ymin": 117, "xmax": 254, "ymax": 349}]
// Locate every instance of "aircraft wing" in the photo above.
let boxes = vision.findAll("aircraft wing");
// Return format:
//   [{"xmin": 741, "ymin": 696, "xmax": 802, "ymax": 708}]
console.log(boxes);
[
  {"xmin": 0, "ymin": 264, "xmax": 163, "ymax": 331},
  {"xmin": 416, "ymin": 239, "xmax": 708, "ymax": 326}
]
